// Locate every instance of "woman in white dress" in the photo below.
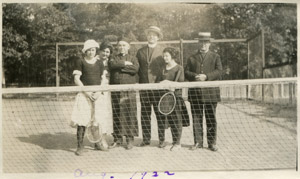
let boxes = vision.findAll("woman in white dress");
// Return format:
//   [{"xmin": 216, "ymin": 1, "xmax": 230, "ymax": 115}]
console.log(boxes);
[{"xmin": 95, "ymin": 41, "xmax": 114, "ymax": 150}]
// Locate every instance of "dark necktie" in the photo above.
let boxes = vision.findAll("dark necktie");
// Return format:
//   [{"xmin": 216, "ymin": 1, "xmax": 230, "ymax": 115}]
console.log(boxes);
[{"xmin": 147, "ymin": 47, "xmax": 154, "ymax": 63}]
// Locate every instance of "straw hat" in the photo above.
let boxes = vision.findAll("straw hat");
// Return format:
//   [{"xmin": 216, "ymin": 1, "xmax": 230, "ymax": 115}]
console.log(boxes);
[
  {"xmin": 195, "ymin": 32, "xmax": 214, "ymax": 41},
  {"xmin": 145, "ymin": 26, "xmax": 163, "ymax": 39}
]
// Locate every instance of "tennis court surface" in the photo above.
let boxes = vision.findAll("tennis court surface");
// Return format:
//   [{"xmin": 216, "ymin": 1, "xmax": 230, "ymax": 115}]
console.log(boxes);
[{"xmin": 2, "ymin": 79, "xmax": 297, "ymax": 173}]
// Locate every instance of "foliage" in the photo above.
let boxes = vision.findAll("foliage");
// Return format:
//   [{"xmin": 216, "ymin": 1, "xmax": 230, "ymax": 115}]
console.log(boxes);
[
  {"xmin": 3, "ymin": 4, "xmax": 32, "ymax": 85},
  {"xmin": 2, "ymin": 3, "xmax": 297, "ymax": 86}
]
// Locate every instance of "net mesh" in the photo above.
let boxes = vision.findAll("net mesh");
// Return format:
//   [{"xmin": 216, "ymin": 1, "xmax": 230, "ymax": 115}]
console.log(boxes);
[{"xmin": 2, "ymin": 78, "xmax": 297, "ymax": 173}]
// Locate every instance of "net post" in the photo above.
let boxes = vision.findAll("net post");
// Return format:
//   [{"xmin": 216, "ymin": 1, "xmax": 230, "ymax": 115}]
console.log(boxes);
[
  {"xmin": 246, "ymin": 39, "xmax": 250, "ymax": 100},
  {"xmin": 246, "ymin": 84, "xmax": 250, "ymax": 100},
  {"xmin": 262, "ymin": 84, "xmax": 265, "ymax": 103},
  {"xmin": 289, "ymin": 83, "xmax": 293, "ymax": 106},
  {"xmin": 272, "ymin": 83, "xmax": 275, "ymax": 104},
  {"xmin": 261, "ymin": 29, "xmax": 265, "ymax": 103},
  {"xmin": 261, "ymin": 29, "xmax": 265, "ymax": 102},
  {"xmin": 182, "ymin": 87, "xmax": 188, "ymax": 101},
  {"xmin": 136, "ymin": 89, "xmax": 141, "ymax": 123}
]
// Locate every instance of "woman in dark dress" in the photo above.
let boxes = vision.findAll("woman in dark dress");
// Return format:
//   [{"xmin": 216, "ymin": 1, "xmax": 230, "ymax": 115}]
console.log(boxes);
[
  {"xmin": 158, "ymin": 47, "xmax": 189, "ymax": 151},
  {"xmin": 70, "ymin": 39, "xmax": 104, "ymax": 156}
]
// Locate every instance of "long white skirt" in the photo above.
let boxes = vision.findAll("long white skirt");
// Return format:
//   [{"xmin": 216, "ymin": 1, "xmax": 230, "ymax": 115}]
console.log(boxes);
[
  {"xmin": 96, "ymin": 91, "xmax": 113, "ymax": 134},
  {"xmin": 70, "ymin": 92, "xmax": 113, "ymax": 134}
]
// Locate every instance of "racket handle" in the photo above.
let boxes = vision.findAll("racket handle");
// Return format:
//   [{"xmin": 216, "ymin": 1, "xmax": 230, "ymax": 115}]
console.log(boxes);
[{"xmin": 91, "ymin": 101, "xmax": 96, "ymax": 123}]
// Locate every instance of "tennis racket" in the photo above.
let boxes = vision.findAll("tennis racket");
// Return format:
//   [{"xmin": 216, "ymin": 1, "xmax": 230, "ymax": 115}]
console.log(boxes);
[
  {"xmin": 158, "ymin": 70, "xmax": 181, "ymax": 115},
  {"xmin": 86, "ymin": 100, "xmax": 102, "ymax": 143}
]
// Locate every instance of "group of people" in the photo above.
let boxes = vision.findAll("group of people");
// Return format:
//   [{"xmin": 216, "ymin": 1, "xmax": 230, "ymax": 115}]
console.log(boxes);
[{"xmin": 70, "ymin": 26, "xmax": 223, "ymax": 156}]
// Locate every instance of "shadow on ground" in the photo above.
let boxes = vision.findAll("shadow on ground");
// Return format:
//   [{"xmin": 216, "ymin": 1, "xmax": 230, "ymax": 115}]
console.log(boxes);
[
  {"xmin": 16, "ymin": 133, "xmax": 170, "ymax": 152},
  {"xmin": 17, "ymin": 132, "xmax": 78, "ymax": 152}
]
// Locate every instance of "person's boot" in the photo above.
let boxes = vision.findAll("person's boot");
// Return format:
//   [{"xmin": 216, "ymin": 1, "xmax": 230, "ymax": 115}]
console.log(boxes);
[
  {"xmin": 94, "ymin": 142, "xmax": 101, "ymax": 150},
  {"xmin": 126, "ymin": 136, "xmax": 133, "ymax": 150},
  {"xmin": 208, "ymin": 144, "xmax": 218, "ymax": 152},
  {"xmin": 75, "ymin": 126, "xmax": 85, "ymax": 156}
]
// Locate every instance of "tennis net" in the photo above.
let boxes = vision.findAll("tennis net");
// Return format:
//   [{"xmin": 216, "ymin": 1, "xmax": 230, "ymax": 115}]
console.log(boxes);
[{"xmin": 2, "ymin": 77, "xmax": 297, "ymax": 173}]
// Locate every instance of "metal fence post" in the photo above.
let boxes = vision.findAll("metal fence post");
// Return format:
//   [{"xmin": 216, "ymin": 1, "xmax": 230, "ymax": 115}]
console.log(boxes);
[
  {"xmin": 56, "ymin": 43, "xmax": 60, "ymax": 99},
  {"xmin": 56, "ymin": 43, "xmax": 59, "ymax": 88},
  {"xmin": 180, "ymin": 38, "xmax": 183, "ymax": 66}
]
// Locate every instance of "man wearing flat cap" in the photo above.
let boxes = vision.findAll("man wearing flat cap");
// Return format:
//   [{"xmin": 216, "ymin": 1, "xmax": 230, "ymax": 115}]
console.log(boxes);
[
  {"xmin": 185, "ymin": 32, "xmax": 223, "ymax": 151},
  {"xmin": 136, "ymin": 26, "xmax": 167, "ymax": 148}
]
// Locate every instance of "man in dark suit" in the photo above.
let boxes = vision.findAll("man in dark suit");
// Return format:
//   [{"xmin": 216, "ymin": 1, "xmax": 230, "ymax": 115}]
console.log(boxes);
[
  {"xmin": 109, "ymin": 36, "xmax": 139, "ymax": 150},
  {"xmin": 185, "ymin": 32, "xmax": 223, "ymax": 151},
  {"xmin": 136, "ymin": 26, "xmax": 167, "ymax": 148}
]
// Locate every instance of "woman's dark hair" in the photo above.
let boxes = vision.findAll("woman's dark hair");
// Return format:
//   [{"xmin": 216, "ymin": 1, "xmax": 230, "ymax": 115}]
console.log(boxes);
[
  {"xmin": 99, "ymin": 41, "xmax": 114, "ymax": 54},
  {"xmin": 163, "ymin": 47, "xmax": 179, "ymax": 60}
]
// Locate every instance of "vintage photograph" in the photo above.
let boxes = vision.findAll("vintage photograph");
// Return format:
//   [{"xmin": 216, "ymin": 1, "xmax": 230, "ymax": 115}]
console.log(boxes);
[{"xmin": 1, "ymin": 1, "xmax": 298, "ymax": 179}]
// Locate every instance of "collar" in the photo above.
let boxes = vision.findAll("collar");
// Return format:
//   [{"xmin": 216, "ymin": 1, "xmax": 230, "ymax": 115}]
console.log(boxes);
[
  {"xmin": 148, "ymin": 43, "xmax": 157, "ymax": 48},
  {"xmin": 166, "ymin": 62, "xmax": 177, "ymax": 70},
  {"xmin": 118, "ymin": 53, "xmax": 127, "ymax": 57},
  {"xmin": 84, "ymin": 57, "xmax": 97, "ymax": 64},
  {"xmin": 198, "ymin": 49, "xmax": 209, "ymax": 54}
]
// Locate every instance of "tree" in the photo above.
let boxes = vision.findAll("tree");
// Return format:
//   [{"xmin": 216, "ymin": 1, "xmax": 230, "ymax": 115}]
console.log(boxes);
[
  {"xmin": 3, "ymin": 4, "xmax": 32, "ymax": 86},
  {"xmin": 3, "ymin": 3, "xmax": 297, "ymax": 86}
]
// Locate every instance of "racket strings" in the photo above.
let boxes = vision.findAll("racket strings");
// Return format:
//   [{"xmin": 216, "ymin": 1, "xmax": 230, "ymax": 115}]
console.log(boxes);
[
  {"xmin": 158, "ymin": 92, "xmax": 176, "ymax": 115},
  {"xmin": 87, "ymin": 125, "xmax": 102, "ymax": 143}
]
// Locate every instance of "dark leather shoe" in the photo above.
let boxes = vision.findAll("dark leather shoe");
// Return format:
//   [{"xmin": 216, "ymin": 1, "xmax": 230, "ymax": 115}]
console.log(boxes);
[
  {"xmin": 208, "ymin": 145, "xmax": 218, "ymax": 152},
  {"xmin": 138, "ymin": 141, "xmax": 150, "ymax": 147},
  {"xmin": 158, "ymin": 141, "xmax": 167, "ymax": 148},
  {"xmin": 190, "ymin": 143, "xmax": 203, "ymax": 150},
  {"xmin": 126, "ymin": 137, "xmax": 134, "ymax": 150}
]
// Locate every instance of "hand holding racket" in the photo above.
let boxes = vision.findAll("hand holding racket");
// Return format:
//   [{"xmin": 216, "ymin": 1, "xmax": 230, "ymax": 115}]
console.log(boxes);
[
  {"xmin": 158, "ymin": 70, "xmax": 181, "ymax": 115},
  {"xmin": 86, "ymin": 101, "xmax": 102, "ymax": 143}
]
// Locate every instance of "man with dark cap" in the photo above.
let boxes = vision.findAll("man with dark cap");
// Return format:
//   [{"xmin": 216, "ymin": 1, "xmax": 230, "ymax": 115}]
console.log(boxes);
[
  {"xmin": 136, "ymin": 26, "xmax": 167, "ymax": 148},
  {"xmin": 185, "ymin": 32, "xmax": 223, "ymax": 152}
]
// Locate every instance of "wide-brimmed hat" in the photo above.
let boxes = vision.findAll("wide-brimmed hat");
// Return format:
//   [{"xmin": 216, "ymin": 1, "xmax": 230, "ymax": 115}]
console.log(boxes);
[
  {"xmin": 145, "ymin": 26, "xmax": 163, "ymax": 39},
  {"xmin": 195, "ymin": 32, "xmax": 214, "ymax": 41},
  {"xmin": 82, "ymin": 39, "xmax": 99, "ymax": 53}
]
